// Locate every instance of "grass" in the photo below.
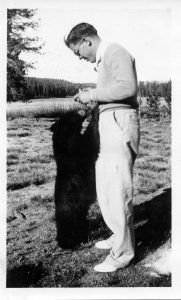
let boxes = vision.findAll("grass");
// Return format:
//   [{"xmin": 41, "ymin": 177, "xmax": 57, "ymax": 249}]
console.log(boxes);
[
  {"xmin": 7, "ymin": 98, "xmax": 82, "ymax": 120},
  {"xmin": 6, "ymin": 98, "xmax": 171, "ymax": 287}
]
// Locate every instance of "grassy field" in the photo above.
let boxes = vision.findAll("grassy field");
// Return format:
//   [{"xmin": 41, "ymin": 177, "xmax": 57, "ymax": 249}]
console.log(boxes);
[{"xmin": 6, "ymin": 98, "xmax": 171, "ymax": 287}]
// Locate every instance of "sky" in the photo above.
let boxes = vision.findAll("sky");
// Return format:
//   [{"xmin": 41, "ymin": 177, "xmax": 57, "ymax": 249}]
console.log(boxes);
[{"xmin": 21, "ymin": 8, "xmax": 171, "ymax": 83}]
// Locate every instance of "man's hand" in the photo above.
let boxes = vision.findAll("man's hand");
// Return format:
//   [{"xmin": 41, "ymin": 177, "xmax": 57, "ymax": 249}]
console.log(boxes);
[{"xmin": 73, "ymin": 88, "xmax": 92, "ymax": 104}]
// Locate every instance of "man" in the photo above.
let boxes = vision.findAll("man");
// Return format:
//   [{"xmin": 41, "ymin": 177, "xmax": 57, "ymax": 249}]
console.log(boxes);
[{"xmin": 64, "ymin": 23, "xmax": 140, "ymax": 273}]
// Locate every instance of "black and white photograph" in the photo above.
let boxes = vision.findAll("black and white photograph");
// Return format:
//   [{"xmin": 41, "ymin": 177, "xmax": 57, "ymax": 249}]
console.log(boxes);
[{"xmin": 0, "ymin": 0, "xmax": 181, "ymax": 298}]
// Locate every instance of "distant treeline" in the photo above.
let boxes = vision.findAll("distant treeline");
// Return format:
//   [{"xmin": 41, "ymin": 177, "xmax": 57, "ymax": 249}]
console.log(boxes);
[
  {"xmin": 25, "ymin": 77, "xmax": 96, "ymax": 99},
  {"xmin": 25, "ymin": 77, "xmax": 171, "ymax": 100},
  {"xmin": 138, "ymin": 80, "xmax": 171, "ymax": 98},
  {"xmin": 8, "ymin": 76, "xmax": 171, "ymax": 105}
]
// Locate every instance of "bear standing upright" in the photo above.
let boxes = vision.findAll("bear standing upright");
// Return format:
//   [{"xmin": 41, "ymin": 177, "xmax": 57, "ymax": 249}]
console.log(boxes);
[{"xmin": 50, "ymin": 106, "xmax": 99, "ymax": 249}]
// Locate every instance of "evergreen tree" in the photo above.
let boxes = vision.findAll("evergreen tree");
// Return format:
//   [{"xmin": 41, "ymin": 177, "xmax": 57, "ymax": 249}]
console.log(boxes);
[
  {"xmin": 163, "ymin": 80, "xmax": 171, "ymax": 114},
  {"xmin": 7, "ymin": 9, "xmax": 43, "ymax": 102},
  {"xmin": 146, "ymin": 81, "xmax": 160, "ymax": 118}
]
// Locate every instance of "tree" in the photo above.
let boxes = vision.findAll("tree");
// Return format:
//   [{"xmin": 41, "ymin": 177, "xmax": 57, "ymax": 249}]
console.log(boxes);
[
  {"xmin": 163, "ymin": 80, "xmax": 171, "ymax": 114},
  {"xmin": 146, "ymin": 81, "xmax": 160, "ymax": 119},
  {"xmin": 7, "ymin": 9, "xmax": 43, "ymax": 102}
]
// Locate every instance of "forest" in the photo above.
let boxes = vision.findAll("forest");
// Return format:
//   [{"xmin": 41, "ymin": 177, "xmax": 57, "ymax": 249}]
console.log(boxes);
[
  {"xmin": 25, "ymin": 77, "xmax": 96, "ymax": 99},
  {"xmin": 23, "ymin": 77, "xmax": 171, "ymax": 101}
]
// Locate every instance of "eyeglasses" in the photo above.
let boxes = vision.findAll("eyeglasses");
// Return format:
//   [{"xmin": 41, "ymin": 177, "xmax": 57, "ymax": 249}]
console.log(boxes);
[{"xmin": 74, "ymin": 38, "xmax": 84, "ymax": 57}]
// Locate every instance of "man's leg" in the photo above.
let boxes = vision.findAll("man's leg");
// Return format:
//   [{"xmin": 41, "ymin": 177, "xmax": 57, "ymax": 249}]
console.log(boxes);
[{"xmin": 95, "ymin": 109, "xmax": 140, "ymax": 271}]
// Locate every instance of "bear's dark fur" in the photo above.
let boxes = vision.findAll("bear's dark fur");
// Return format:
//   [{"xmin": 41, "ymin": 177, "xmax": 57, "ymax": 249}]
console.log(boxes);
[{"xmin": 50, "ymin": 108, "xmax": 99, "ymax": 249}]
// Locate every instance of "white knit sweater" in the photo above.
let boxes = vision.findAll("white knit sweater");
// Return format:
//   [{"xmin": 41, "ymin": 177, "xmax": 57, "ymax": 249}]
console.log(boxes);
[{"xmin": 92, "ymin": 42, "xmax": 139, "ymax": 113}]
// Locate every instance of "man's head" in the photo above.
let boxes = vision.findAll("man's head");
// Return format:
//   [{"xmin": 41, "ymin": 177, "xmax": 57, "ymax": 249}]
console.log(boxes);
[{"xmin": 64, "ymin": 23, "xmax": 101, "ymax": 63}]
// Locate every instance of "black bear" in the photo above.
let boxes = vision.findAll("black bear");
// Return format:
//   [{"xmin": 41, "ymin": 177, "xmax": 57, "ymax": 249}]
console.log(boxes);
[{"xmin": 50, "ymin": 106, "xmax": 99, "ymax": 249}]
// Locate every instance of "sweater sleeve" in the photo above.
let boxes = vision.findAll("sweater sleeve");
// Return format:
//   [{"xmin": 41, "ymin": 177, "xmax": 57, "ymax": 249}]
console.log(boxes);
[{"xmin": 92, "ymin": 45, "xmax": 137, "ymax": 102}]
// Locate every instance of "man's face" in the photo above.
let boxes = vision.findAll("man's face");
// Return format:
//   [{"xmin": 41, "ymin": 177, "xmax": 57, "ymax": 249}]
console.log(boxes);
[{"xmin": 69, "ymin": 38, "xmax": 96, "ymax": 63}]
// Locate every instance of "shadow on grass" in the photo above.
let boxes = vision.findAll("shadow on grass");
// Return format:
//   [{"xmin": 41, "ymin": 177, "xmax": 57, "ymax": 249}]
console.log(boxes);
[
  {"xmin": 89, "ymin": 214, "xmax": 111, "ymax": 242},
  {"xmin": 89, "ymin": 188, "xmax": 171, "ymax": 262},
  {"xmin": 6, "ymin": 262, "xmax": 48, "ymax": 287},
  {"xmin": 134, "ymin": 187, "xmax": 171, "ymax": 262},
  {"xmin": 6, "ymin": 188, "xmax": 171, "ymax": 287}
]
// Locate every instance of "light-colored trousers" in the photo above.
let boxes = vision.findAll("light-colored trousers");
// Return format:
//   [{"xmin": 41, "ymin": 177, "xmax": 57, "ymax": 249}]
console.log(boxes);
[{"xmin": 95, "ymin": 108, "xmax": 140, "ymax": 268}]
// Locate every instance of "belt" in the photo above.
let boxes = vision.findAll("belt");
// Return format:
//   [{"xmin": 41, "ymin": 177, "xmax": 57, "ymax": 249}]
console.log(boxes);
[{"xmin": 99, "ymin": 105, "xmax": 137, "ymax": 114}]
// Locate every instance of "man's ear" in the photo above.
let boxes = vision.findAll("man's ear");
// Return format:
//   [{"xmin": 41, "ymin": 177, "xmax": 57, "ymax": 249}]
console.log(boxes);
[
  {"xmin": 87, "ymin": 39, "xmax": 92, "ymax": 46},
  {"xmin": 84, "ymin": 37, "xmax": 92, "ymax": 46}
]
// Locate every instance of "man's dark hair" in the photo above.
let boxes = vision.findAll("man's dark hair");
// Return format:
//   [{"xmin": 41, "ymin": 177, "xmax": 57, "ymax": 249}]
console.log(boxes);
[{"xmin": 64, "ymin": 23, "xmax": 97, "ymax": 48}]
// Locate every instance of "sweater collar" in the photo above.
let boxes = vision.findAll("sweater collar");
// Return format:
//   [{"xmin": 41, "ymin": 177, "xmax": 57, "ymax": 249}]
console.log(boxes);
[{"xmin": 95, "ymin": 40, "xmax": 109, "ymax": 71}]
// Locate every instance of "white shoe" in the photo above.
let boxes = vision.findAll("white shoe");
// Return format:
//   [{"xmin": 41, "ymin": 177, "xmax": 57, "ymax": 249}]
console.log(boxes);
[
  {"xmin": 94, "ymin": 262, "xmax": 118, "ymax": 273},
  {"xmin": 95, "ymin": 240, "xmax": 112, "ymax": 250}
]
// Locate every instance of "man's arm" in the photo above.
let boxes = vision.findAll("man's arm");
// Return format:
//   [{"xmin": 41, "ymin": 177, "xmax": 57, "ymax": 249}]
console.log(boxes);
[{"xmin": 91, "ymin": 46, "xmax": 137, "ymax": 103}]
